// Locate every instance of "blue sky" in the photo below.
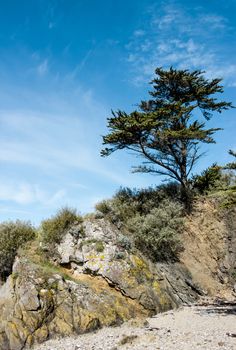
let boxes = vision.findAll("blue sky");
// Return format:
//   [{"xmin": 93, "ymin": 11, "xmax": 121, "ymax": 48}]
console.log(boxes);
[{"xmin": 0, "ymin": 0, "xmax": 235, "ymax": 224}]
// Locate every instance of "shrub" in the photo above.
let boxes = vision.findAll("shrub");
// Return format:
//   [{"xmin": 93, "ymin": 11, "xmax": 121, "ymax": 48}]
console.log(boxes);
[
  {"xmin": 95, "ymin": 186, "xmax": 184, "ymax": 261},
  {"xmin": 220, "ymin": 150, "xmax": 236, "ymax": 207},
  {"xmin": 0, "ymin": 220, "xmax": 35, "ymax": 280},
  {"xmin": 41, "ymin": 207, "xmax": 82, "ymax": 244},
  {"xmin": 192, "ymin": 164, "xmax": 222, "ymax": 194},
  {"xmin": 191, "ymin": 155, "xmax": 236, "ymax": 207},
  {"xmin": 95, "ymin": 197, "xmax": 137, "ymax": 226},
  {"xmin": 95, "ymin": 183, "xmax": 182, "ymax": 227},
  {"xmin": 95, "ymin": 241, "xmax": 104, "ymax": 252},
  {"xmin": 116, "ymin": 234, "xmax": 132, "ymax": 250},
  {"xmin": 95, "ymin": 200, "xmax": 111, "ymax": 216},
  {"xmin": 127, "ymin": 199, "xmax": 184, "ymax": 261}
]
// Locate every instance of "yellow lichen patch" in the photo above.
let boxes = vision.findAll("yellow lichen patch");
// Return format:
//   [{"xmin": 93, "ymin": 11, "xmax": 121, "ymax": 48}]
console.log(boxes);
[
  {"xmin": 152, "ymin": 280, "xmax": 173, "ymax": 311},
  {"xmin": 79, "ymin": 310, "xmax": 100, "ymax": 332},
  {"xmin": 25, "ymin": 334, "xmax": 34, "ymax": 347},
  {"xmin": 129, "ymin": 255, "xmax": 153, "ymax": 281},
  {"xmin": 85, "ymin": 260, "xmax": 104, "ymax": 270},
  {"xmin": 55, "ymin": 305, "xmax": 73, "ymax": 328},
  {"xmin": 158, "ymin": 294, "xmax": 173, "ymax": 310},
  {"xmin": 96, "ymin": 293, "xmax": 148, "ymax": 325},
  {"xmin": 6, "ymin": 320, "xmax": 30, "ymax": 350},
  {"xmin": 49, "ymin": 317, "xmax": 73, "ymax": 336},
  {"xmin": 116, "ymin": 269, "xmax": 137, "ymax": 289},
  {"xmin": 34, "ymin": 324, "xmax": 48, "ymax": 343},
  {"xmin": 152, "ymin": 280, "xmax": 161, "ymax": 293},
  {"xmin": 96, "ymin": 303, "xmax": 118, "ymax": 324},
  {"xmin": 21, "ymin": 310, "xmax": 40, "ymax": 332},
  {"xmin": 73, "ymin": 274, "xmax": 108, "ymax": 293},
  {"xmin": 72, "ymin": 273, "xmax": 148, "ymax": 323},
  {"xmin": 84, "ymin": 254, "xmax": 99, "ymax": 260},
  {"xmin": 113, "ymin": 298, "xmax": 134, "ymax": 320}
]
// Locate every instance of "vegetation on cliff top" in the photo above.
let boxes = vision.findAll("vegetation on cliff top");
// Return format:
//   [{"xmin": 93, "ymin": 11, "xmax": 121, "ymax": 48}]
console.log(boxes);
[
  {"xmin": 95, "ymin": 163, "xmax": 235, "ymax": 262},
  {"xmin": 101, "ymin": 67, "xmax": 233, "ymax": 211},
  {"xmin": 0, "ymin": 159, "xmax": 235, "ymax": 283},
  {"xmin": 0, "ymin": 67, "xmax": 235, "ymax": 282},
  {"xmin": 40, "ymin": 207, "xmax": 83, "ymax": 244},
  {"xmin": 0, "ymin": 220, "xmax": 35, "ymax": 280}
]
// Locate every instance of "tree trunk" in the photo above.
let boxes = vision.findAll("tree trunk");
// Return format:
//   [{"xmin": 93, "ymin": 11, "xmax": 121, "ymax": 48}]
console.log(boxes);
[
  {"xmin": 179, "ymin": 140, "xmax": 192, "ymax": 212},
  {"xmin": 180, "ymin": 182, "xmax": 192, "ymax": 213}
]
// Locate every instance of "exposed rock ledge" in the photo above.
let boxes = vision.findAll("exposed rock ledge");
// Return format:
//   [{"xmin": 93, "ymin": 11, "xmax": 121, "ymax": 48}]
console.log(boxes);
[{"xmin": 0, "ymin": 219, "xmax": 203, "ymax": 350}]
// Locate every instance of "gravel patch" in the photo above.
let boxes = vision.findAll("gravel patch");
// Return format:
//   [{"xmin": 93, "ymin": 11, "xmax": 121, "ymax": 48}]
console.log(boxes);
[{"xmin": 34, "ymin": 304, "xmax": 236, "ymax": 350}]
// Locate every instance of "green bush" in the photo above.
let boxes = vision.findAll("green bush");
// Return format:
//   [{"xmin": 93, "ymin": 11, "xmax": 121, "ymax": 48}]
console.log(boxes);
[
  {"xmin": 95, "ymin": 183, "xmax": 181, "ymax": 227},
  {"xmin": 127, "ymin": 199, "xmax": 184, "ymax": 261},
  {"xmin": 95, "ymin": 186, "xmax": 184, "ymax": 261},
  {"xmin": 95, "ymin": 200, "xmax": 111, "ymax": 216},
  {"xmin": 221, "ymin": 151, "xmax": 236, "ymax": 207},
  {"xmin": 116, "ymin": 235, "xmax": 132, "ymax": 250},
  {"xmin": 41, "ymin": 207, "xmax": 82, "ymax": 244},
  {"xmin": 191, "ymin": 154, "xmax": 236, "ymax": 207},
  {"xmin": 192, "ymin": 164, "xmax": 222, "ymax": 194},
  {"xmin": 95, "ymin": 197, "xmax": 138, "ymax": 226},
  {"xmin": 0, "ymin": 220, "xmax": 35, "ymax": 280},
  {"xmin": 95, "ymin": 241, "xmax": 104, "ymax": 252}
]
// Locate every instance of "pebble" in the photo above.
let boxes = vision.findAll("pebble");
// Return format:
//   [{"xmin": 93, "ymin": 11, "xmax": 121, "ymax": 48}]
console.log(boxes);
[{"xmin": 34, "ymin": 305, "xmax": 236, "ymax": 350}]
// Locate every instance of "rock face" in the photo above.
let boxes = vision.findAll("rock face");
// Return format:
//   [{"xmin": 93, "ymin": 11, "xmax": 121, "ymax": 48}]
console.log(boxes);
[
  {"xmin": 0, "ymin": 219, "xmax": 201, "ymax": 350},
  {"xmin": 181, "ymin": 199, "xmax": 236, "ymax": 296}
]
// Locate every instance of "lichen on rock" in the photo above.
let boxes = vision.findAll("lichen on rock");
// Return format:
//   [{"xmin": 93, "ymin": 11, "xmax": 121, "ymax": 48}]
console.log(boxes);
[{"xmin": 0, "ymin": 218, "xmax": 203, "ymax": 350}]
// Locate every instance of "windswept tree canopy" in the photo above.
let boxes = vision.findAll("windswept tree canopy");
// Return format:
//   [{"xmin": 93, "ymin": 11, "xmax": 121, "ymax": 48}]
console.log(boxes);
[
  {"xmin": 224, "ymin": 150, "xmax": 236, "ymax": 170},
  {"xmin": 101, "ymin": 67, "xmax": 233, "ymax": 207}
]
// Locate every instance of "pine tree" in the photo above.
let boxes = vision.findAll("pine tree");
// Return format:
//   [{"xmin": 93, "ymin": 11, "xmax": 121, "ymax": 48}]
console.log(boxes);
[{"xmin": 101, "ymin": 67, "xmax": 233, "ymax": 211}]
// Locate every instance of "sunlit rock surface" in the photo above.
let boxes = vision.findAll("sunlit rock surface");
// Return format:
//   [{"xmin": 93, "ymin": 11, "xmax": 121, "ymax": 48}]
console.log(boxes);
[{"xmin": 0, "ymin": 218, "xmax": 208, "ymax": 350}]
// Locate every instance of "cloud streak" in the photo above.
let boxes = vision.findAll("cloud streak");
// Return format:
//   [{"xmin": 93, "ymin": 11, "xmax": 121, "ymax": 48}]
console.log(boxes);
[
  {"xmin": 0, "ymin": 108, "xmax": 135, "ymax": 186},
  {"xmin": 0, "ymin": 182, "xmax": 66, "ymax": 206},
  {"xmin": 126, "ymin": 2, "xmax": 236, "ymax": 86},
  {"xmin": 37, "ymin": 59, "xmax": 48, "ymax": 76}
]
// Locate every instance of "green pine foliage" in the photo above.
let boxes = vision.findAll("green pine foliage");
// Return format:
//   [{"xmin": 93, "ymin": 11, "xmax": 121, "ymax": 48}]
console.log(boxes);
[
  {"xmin": 192, "ymin": 163, "xmax": 222, "ymax": 194},
  {"xmin": 224, "ymin": 150, "xmax": 236, "ymax": 170},
  {"xmin": 101, "ymin": 67, "xmax": 233, "ymax": 211}
]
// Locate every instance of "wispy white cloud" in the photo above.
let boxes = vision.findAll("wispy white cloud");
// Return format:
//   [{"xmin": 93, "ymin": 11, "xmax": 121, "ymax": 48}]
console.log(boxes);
[
  {"xmin": 200, "ymin": 14, "xmax": 227, "ymax": 29},
  {"xmin": 0, "ymin": 182, "xmax": 66, "ymax": 206},
  {"xmin": 37, "ymin": 59, "xmax": 48, "ymax": 76},
  {"xmin": 0, "ymin": 101, "xmax": 144, "ymax": 189},
  {"xmin": 126, "ymin": 2, "xmax": 236, "ymax": 86},
  {"xmin": 0, "ymin": 52, "xmax": 143, "ymax": 220},
  {"xmin": 133, "ymin": 29, "xmax": 145, "ymax": 37},
  {"xmin": 67, "ymin": 49, "xmax": 94, "ymax": 80},
  {"xmin": 155, "ymin": 8, "xmax": 180, "ymax": 30},
  {"xmin": 0, "ymin": 207, "xmax": 31, "ymax": 215},
  {"xmin": 0, "ymin": 39, "xmax": 173, "ymax": 221}
]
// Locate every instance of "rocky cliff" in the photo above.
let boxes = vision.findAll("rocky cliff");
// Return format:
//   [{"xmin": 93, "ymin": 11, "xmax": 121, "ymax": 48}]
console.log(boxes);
[
  {"xmin": 0, "ymin": 199, "xmax": 235, "ymax": 350},
  {"xmin": 181, "ymin": 198, "xmax": 236, "ymax": 296}
]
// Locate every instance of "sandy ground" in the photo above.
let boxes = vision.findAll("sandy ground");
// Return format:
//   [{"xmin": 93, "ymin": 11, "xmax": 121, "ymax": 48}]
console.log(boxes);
[{"xmin": 34, "ymin": 303, "xmax": 236, "ymax": 350}]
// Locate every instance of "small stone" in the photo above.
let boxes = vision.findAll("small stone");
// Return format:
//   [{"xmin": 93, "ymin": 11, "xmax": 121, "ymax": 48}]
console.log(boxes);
[{"xmin": 218, "ymin": 341, "xmax": 225, "ymax": 346}]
